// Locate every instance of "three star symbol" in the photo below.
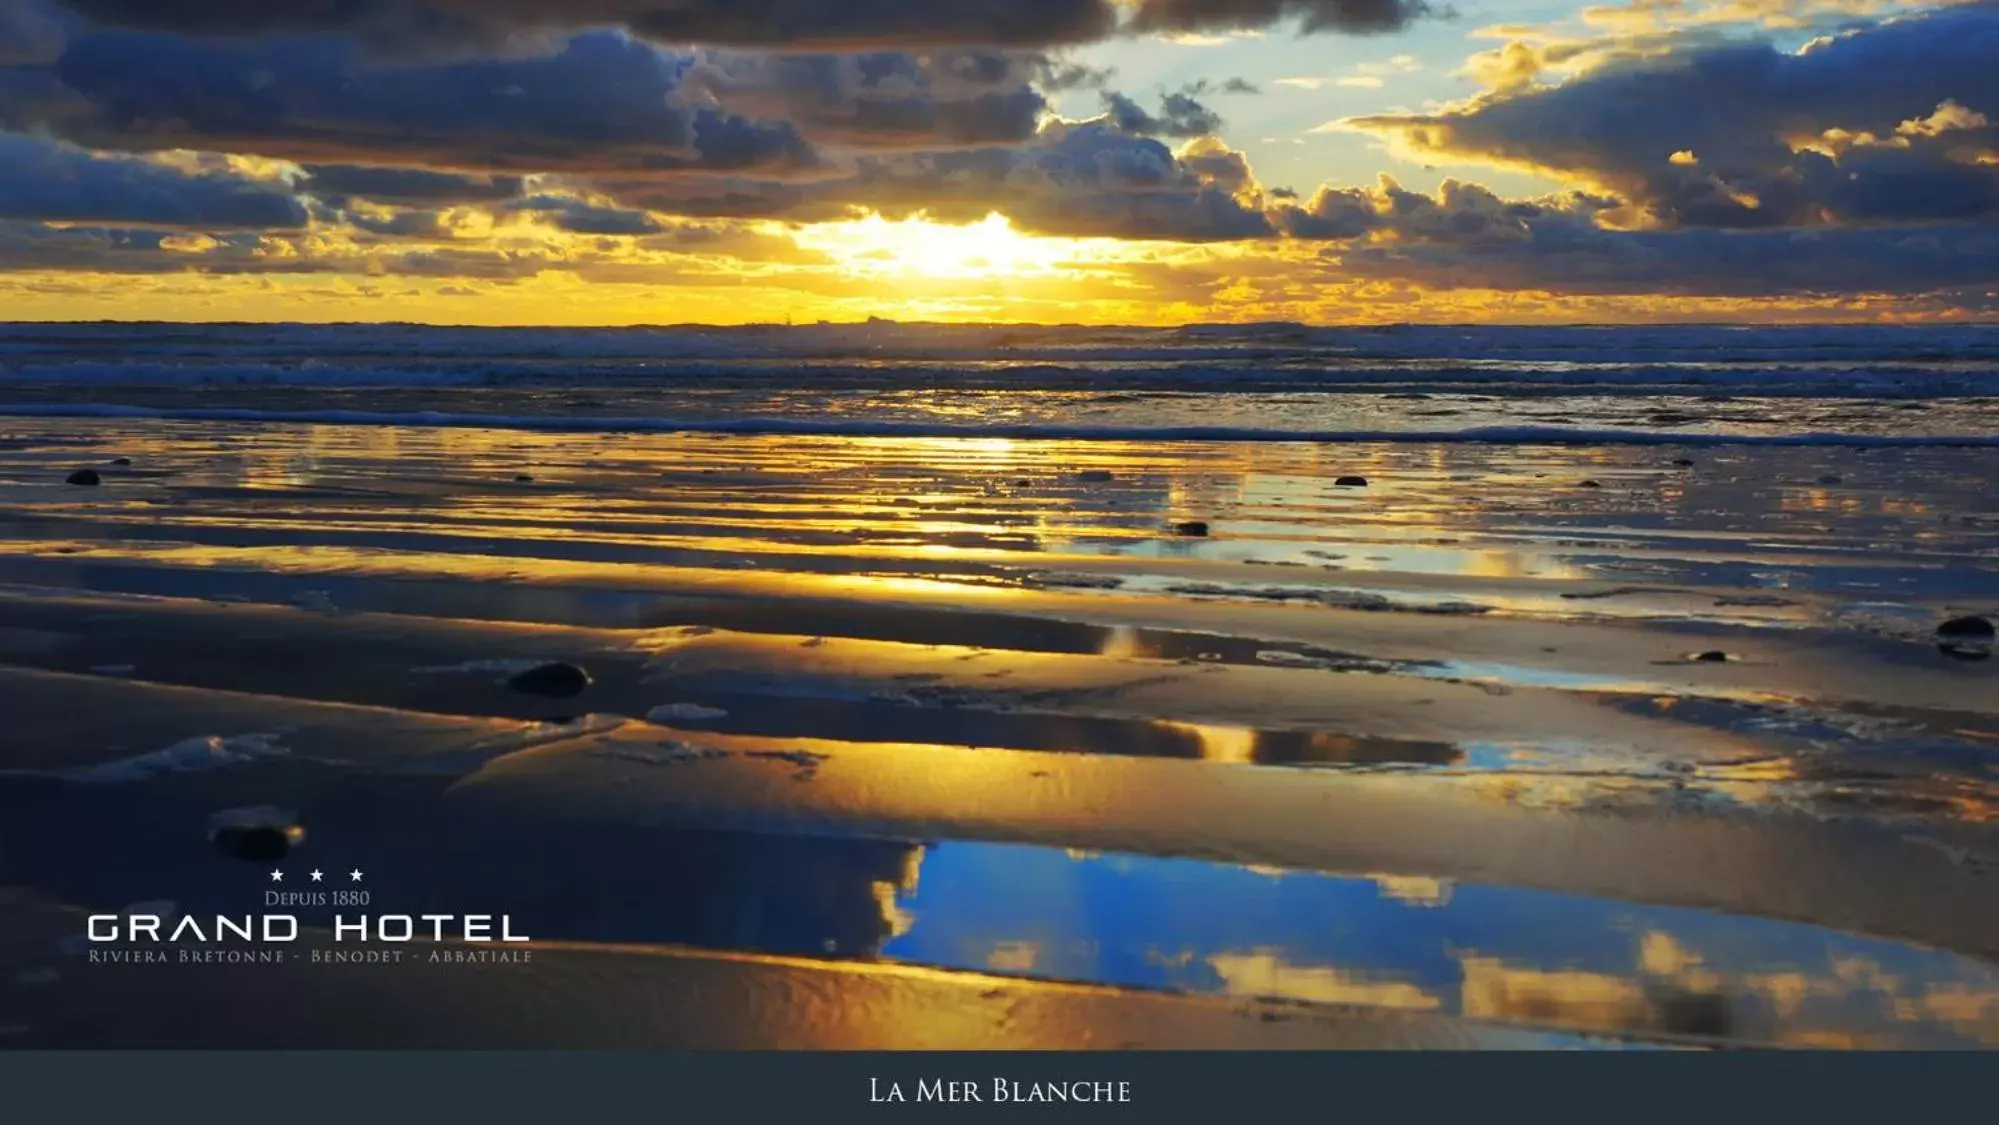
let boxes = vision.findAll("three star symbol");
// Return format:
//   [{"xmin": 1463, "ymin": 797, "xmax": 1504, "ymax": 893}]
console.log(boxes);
[{"xmin": 269, "ymin": 868, "xmax": 364, "ymax": 882}]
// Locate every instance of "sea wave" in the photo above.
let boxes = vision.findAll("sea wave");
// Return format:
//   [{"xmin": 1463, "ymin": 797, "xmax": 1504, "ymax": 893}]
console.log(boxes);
[
  {"xmin": 6, "ymin": 357, "xmax": 1999, "ymax": 395},
  {"xmin": 5, "ymin": 322, "xmax": 1999, "ymax": 397},
  {"xmin": 7, "ymin": 401, "xmax": 1998, "ymax": 446}
]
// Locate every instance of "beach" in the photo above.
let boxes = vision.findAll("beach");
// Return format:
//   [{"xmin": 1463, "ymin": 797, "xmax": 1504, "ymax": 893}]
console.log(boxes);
[{"xmin": 1, "ymin": 322, "xmax": 1996, "ymax": 1049}]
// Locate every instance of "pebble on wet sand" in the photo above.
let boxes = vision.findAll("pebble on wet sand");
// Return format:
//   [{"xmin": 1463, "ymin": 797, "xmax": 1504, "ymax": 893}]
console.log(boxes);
[
  {"xmin": 109, "ymin": 457, "xmax": 132, "ymax": 466},
  {"xmin": 1335, "ymin": 476, "xmax": 1368, "ymax": 487},
  {"xmin": 1671, "ymin": 459, "xmax": 1695, "ymax": 468},
  {"xmin": 507, "ymin": 661, "xmax": 593, "ymax": 697},
  {"xmin": 66, "ymin": 469, "xmax": 100, "ymax": 486},
  {"xmin": 1936, "ymin": 615, "xmax": 1994, "ymax": 660},
  {"xmin": 513, "ymin": 474, "xmax": 534, "ymax": 482},
  {"xmin": 1578, "ymin": 480, "xmax": 1603, "ymax": 488},
  {"xmin": 1691, "ymin": 651, "xmax": 1730, "ymax": 663},
  {"xmin": 1078, "ymin": 470, "xmax": 1115, "ymax": 483},
  {"xmin": 1172, "ymin": 521, "xmax": 1209, "ymax": 537}
]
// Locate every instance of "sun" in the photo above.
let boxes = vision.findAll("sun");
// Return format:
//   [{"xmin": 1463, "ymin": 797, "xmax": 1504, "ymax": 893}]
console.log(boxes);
[{"xmin": 793, "ymin": 212, "xmax": 1074, "ymax": 280}]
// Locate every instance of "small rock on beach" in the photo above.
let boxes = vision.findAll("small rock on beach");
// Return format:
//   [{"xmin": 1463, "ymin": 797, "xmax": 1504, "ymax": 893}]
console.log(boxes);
[
  {"xmin": 506, "ymin": 662, "xmax": 593, "ymax": 697},
  {"xmin": 207, "ymin": 806, "xmax": 305, "ymax": 862},
  {"xmin": 1936, "ymin": 615, "xmax": 1994, "ymax": 660}
]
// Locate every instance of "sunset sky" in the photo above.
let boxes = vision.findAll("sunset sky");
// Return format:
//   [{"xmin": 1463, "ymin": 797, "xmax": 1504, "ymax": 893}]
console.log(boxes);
[{"xmin": 2, "ymin": 0, "xmax": 1997, "ymax": 324}]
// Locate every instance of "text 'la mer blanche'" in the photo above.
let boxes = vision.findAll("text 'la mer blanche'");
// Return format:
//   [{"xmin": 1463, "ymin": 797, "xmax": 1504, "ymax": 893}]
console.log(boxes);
[{"xmin": 871, "ymin": 1079, "xmax": 1132, "ymax": 1104}]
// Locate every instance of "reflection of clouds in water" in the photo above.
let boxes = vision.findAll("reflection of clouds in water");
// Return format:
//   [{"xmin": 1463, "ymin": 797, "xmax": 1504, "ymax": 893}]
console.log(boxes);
[
  {"xmin": 1370, "ymin": 874, "xmax": 1454, "ymax": 908},
  {"xmin": 1456, "ymin": 934, "xmax": 1999, "ymax": 1047},
  {"xmin": 883, "ymin": 842, "xmax": 1999, "ymax": 1046},
  {"xmin": 1208, "ymin": 951, "xmax": 1442, "ymax": 1012},
  {"xmin": 1459, "ymin": 958, "xmax": 1653, "ymax": 1032},
  {"xmin": 986, "ymin": 941, "xmax": 1040, "ymax": 973}
]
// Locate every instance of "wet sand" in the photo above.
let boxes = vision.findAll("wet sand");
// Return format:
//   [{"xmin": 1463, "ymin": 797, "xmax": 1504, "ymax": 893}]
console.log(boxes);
[{"xmin": 0, "ymin": 418, "xmax": 1995, "ymax": 1048}]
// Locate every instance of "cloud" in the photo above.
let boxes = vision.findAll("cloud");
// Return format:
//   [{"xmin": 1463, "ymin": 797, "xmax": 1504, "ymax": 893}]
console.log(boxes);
[
  {"xmin": 2, "ymin": 28, "xmax": 817, "ymax": 174},
  {"xmin": 0, "ymin": 220, "xmax": 333, "ymax": 272},
  {"xmin": 1101, "ymin": 90, "xmax": 1225, "ymax": 137},
  {"xmin": 40, "ymin": 0, "xmax": 1438, "ymax": 50},
  {"xmin": 1126, "ymin": 0, "xmax": 1442, "ymax": 36},
  {"xmin": 589, "ymin": 118, "xmax": 1275, "ymax": 241},
  {"xmin": 509, "ymin": 193, "xmax": 665, "ymax": 234},
  {"xmin": 1037, "ymin": 58, "xmax": 1117, "ymax": 90},
  {"xmin": 0, "ymin": 131, "xmax": 306, "ymax": 227},
  {"xmin": 1180, "ymin": 76, "xmax": 1262, "ymax": 94},
  {"xmin": 1354, "ymin": 5, "xmax": 1999, "ymax": 229},
  {"xmin": 1576, "ymin": 0, "xmax": 1956, "ymax": 35},
  {"xmin": 298, "ymin": 164, "xmax": 526, "ymax": 203},
  {"xmin": 0, "ymin": 0, "xmax": 66, "ymax": 65},
  {"xmin": 1256, "ymin": 173, "xmax": 1999, "ymax": 297},
  {"xmin": 682, "ymin": 50, "xmax": 1050, "ymax": 150}
]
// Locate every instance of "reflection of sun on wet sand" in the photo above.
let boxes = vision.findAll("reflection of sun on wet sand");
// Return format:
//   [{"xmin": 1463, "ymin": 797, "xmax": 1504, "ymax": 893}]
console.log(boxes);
[{"xmin": 0, "ymin": 415, "xmax": 1995, "ymax": 1048}]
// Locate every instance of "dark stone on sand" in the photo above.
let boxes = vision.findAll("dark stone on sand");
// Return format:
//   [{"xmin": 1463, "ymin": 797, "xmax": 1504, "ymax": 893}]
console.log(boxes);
[
  {"xmin": 66, "ymin": 469, "xmax": 100, "ymax": 486},
  {"xmin": 507, "ymin": 661, "xmax": 592, "ymax": 697},
  {"xmin": 1578, "ymin": 480, "xmax": 1602, "ymax": 488},
  {"xmin": 1937, "ymin": 615, "xmax": 1995, "ymax": 660},
  {"xmin": 109, "ymin": 457, "xmax": 131, "ymax": 466},
  {"xmin": 1335, "ymin": 476, "xmax": 1368, "ymax": 487},
  {"xmin": 210, "ymin": 824, "xmax": 293, "ymax": 862},
  {"xmin": 1172, "ymin": 521, "xmax": 1209, "ymax": 537},
  {"xmin": 1940, "ymin": 615, "xmax": 1995, "ymax": 638},
  {"xmin": 513, "ymin": 474, "xmax": 534, "ymax": 482},
  {"xmin": 1013, "ymin": 478, "xmax": 1031, "ymax": 487},
  {"xmin": 1692, "ymin": 651, "xmax": 1729, "ymax": 663},
  {"xmin": 1818, "ymin": 475, "xmax": 1843, "ymax": 485},
  {"xmin": 1078, "ymin": 470, "xmax": 1115, "ymax": 483},
  {"xmin": 207, "ymin": 806, "xmax": 302, "ymax": 862},
  {"xmin": 1671, "ymin": 458, "xmax": 1695, "ymax": 468}
]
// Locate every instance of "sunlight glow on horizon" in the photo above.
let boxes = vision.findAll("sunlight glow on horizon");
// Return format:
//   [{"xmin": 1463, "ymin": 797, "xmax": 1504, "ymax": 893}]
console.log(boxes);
[{"xmin": 790, "ymin": 213, "xmax": 1093, "ymax": 281}]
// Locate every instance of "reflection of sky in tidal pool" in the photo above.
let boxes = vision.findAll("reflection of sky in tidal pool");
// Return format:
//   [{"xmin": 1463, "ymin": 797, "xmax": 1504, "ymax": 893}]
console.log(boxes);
[{"xmin": 881, "ymin": 841, "xmax": 1999, "ymax": 1048}]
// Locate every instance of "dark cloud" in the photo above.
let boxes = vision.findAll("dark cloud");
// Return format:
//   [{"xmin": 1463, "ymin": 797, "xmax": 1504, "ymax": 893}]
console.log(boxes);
[
  {"xmin": 0, "ymin": 220, "xmax": 332, "ymax": 272},
  {"xmin": 1179, "ymin": 77, "xmax": 1259, "ymax": 95},
  {"xmin": 510, "ymin": 193, "xmax": 665, "ymax": 234},
  {"xmin": 1254, "ymin": 175, "xmax": 1999, "ymax": 297},
  {"xmin": 2, "ymin": 29, "xmax": 817, "ymax": 173},
  {"xmin": 1038, "ymin": 58, "xmax": 1115, "ymax": 91},
  {"xmin": 0, "ymin": 131, "xmax": 306, "ymax": 227},
  {"xmin": 0, "ymin": 0, "xmax": 67, "ymax": 65},
  {"xmin": 298, "ymin": 164, "xmax": 525, "ymax": 203},
  {"xmin": 685, "ymin": 51, "xmax": 1049, "ymax": 149},
  {"xmin": 45, "ymin": 0, "xmax": 1118, "ymax": 48},
  {"xmin": 43, "ymin": 0, "xmax": 1437, "ymax": 51},
  {"xmin": 339, "ymin": 206, "xmax": 467, "ymax": 238},
  {"xmin": 1102, "ymin": 90, "xmax": 1223, "ymax": 138},
  {"xmin": 1332, "ymin": 205, "xmax": 1999, "ymax": 298},
  {"xmin": 1354, "ymin": 5, "xmax": 1999, "ymax": 230},
  {"xmin": 1272, "ymin": 176, "xmax": 1545, "ymax": 241}
]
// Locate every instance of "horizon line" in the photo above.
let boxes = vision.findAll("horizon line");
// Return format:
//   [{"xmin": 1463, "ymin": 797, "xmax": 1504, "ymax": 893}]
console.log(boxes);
[{"xmin": 5, "ymin": 318, "xmax": 1998, "ymax": 331}]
